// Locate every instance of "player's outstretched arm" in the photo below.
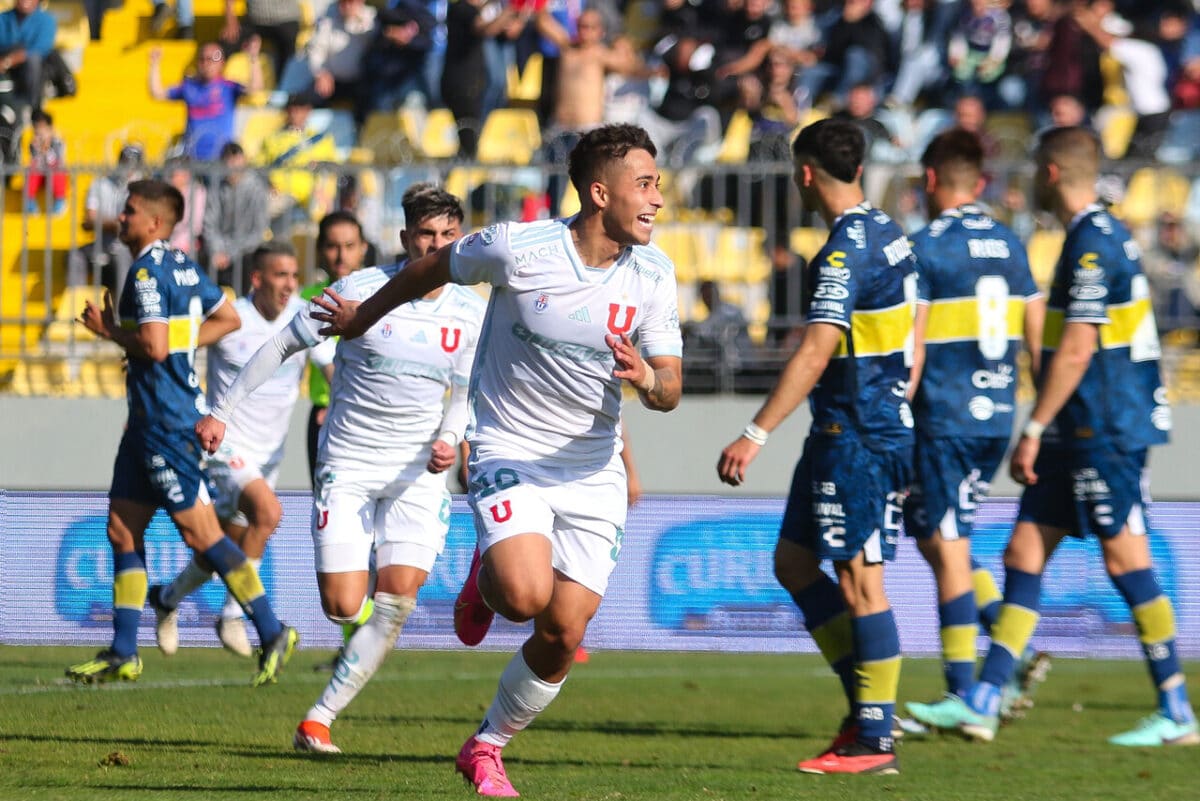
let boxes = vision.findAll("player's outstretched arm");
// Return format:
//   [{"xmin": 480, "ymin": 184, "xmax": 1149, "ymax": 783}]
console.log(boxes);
[
  {"xmin": 607, "ymin": 333, "xmax": 681, "ymax": 411},
  {"xmin": 197, "ymin": 299, "xmax": 241, "ymax": 347},
  {"xmin": 206, "ymin": 324, "xmax": 312, "ymax": 444},
  {"xmin": 311, "ymin": 246, "xmax": 454, "ymax": 338},
  {"xmin": 80, "ymin": 290, "xmax": 169, "ymax": 362}
]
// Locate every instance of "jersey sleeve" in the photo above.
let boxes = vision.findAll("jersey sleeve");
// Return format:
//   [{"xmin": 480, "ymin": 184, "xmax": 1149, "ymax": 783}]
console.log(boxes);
[
  {"xmin": 805, "ymin": 242, "xmax": 858, "ymax": 329},
  {"xmin": 291, "ymin": 273, "xmax": 366, "ymax": 347},
  {"xmin": 166, "ymin": 83, "xmax": 185, "ymax": 101},
  {"xmin": 1061, "ymin": 232, "xmax": 1111, "ymax": 324},
  {"xmin": 638, "ymin": 269, "xmax": 683, "ymax": 359},
  {"xmin": 130, "ymin": 263, "xmax": 169, "ymax": 324},
  {"xmin": 449, "ymin": 222, "xmax": 516, "ymax": 287},
  {"xmin": 198, "ymin": 269, "xmax": 227, "ymax": 317},
  {"xmin": 1008, "ymin": 233, "xmax": 1041, "ymax": 300},
  {"xmin": 913, "ymin": 248, "xmax": 933, "ymax": 305}
]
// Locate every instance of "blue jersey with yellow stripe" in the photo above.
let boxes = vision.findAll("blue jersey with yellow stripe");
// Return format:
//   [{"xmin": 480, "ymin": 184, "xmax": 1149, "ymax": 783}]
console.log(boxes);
[
  {"xmin": 805, "ymin": 203, "xmax": 917, "ymax": 450},
  {"xmin": 1044, "ymin": 204, "xmax": 1170, "ymax": 451},
  {"xmin": 119, "ymin": 240, "xmax": 226, "ymax": 430},
  {"xmin": 911, "ymin": 204, "xmax": 1039, "ymax": 438}
]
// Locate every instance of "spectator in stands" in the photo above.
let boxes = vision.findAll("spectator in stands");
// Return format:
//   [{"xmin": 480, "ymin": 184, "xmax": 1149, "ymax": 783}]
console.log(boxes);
[
  {"xmin": 1143, "ymin": 211, "xmax": 1200, "ymax": 333},
  {"xmin": 795, "ymin": 0, "xmax": 894, "ymax": 108},
  {"xmin": 833, "ymin": 82, "xmax": 905, "ymax": 161},
  {"xmin": 258, "ymin": 92, "xmax": 340, "ymax": 237},
  {"xmin": 640, "ymin": 30, "xmax": 725, "ymax": 163},
  {"xmin": 885, "ymin": 0, "xmax": 951, "ymax": 110},
  {"xmin": 530, "ymin": 0, "xmax": 585, "ymax": 128},
  {"xmin": 951, "ymin": 93, "xmax": 1000, "ymax": 158},
  {"xmin": 221, "ymin": 0, "xmax": 303, "ymax": 80},
  {"xmin": 712, "ymin": 0, "xmax": 777, "ymax": 84},
  {"xmin": 84, "ymin": 0, "xmax": 107, "ymax": 41},
  {"xmin": 443, "ymin": 0, "xmax": 531, "ymax": 156},
  {"xmin": 67, "ymin": 143, "xmax": 146, "ymax": 292},
  {"xmin": 1073, "ymin": 1, "xmax": 1170, "ymax": 160},
  {"xmin": 1039, "ymin": 0, "xmax": 1104, "ymax": 116},
  {"xmin": 769, "ymin": 0, "xmax": 821, "ymax": 78},
  {"xmin": 1160, "ymin": 45, "xmax": 1200, "ymax": 163},
  {"xmin": 1001, "ymin": 0, "xmax": 1059, "ymax": 111},
  {"xmin": 365, "ymin": 1, "xmax": 436, "ymax": 121},
  {"xmin": 683, "ymin": 280, "xmax": 752, "ymax": 391},
  {"xmin": 280, "ymin": 0, "xmax": 377, "ymax": 119},
  {"xmin": 150, "ymin": 39, "xmax": 264, "ymax": 162},
  {"xmin": 740, "ymin": 46, "xmax": 804, "ymax": 146},
  {"xmin": 165, "ymin": 158, "xmax": 206, "ymax": 257},
  {"xmin": 0, "ymin": 0, "xmax": 57, "ymax": 110},
  {"xmin": 203, "ymin": 142, "xmax": 271, "ymax": 293},
  {"xmin": 1047, "ymin": 92, "xmax": 1090, "ymax": 128},
  {"xmin": 947, "ymin": 0, "xmax": 1012, "ymax": 106},
  {"xmin": 150, "ymin": 0, "xmax": 195, "ymax": 40},
  {"xmin": 24, "ymin": 109, "xmax": 65, "ymax": 216},
  {"xmin": 416, "ymin": 0, "xmax": 451, "ymax": 109}
]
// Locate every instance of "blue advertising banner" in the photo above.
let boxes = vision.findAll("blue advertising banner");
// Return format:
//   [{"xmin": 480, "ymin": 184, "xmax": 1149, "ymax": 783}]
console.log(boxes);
[{"xmin": 1, "ymin": 492, "xmax": 1196, "ymax": 657}]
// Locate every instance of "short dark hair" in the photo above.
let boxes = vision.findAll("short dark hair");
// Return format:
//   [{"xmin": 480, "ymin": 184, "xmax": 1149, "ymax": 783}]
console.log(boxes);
[
  {"xmin": 317, "ymin": 210, "xmax": 364, "ymax": 248},
  {"xmin": 567, "ymin": 124, "xmax": 657, "ymax": 194},
  {"xmin": 31, "ymin": 109, "xmax": 51, "ymax": 126},
  {"xmin": 251, "ymin": 240, "xmax": 297, "ymax": 271},
  {"xmin": 219, "ymin": 141, "xmax": 244, "ymax": 161},
  {"xmin": 127, "ymin": 179, "xmax": 184, "ymax": 226},
  {"xmin": 401, "ymin": 182, "xmax": 465, "ymax": 228},
  {"xmin": 921, "ymin": 128, "xmax": 984, "ymax": 182},
  {"xmin": 791, "ymin": 119, "xmax": 864, "ymax": 184}
]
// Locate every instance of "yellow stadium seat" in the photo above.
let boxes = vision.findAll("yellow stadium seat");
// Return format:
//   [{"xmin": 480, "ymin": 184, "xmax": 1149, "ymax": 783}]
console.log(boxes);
[
  {"xmin": 224, "ymin": 51, "xmax": 277, "ymax": 106},
  {"xmin": 1099, "ymin": 52, "xmax": 1129, "ymax": 108},
  {"xmin": 716, "ymin": 110, "xmax": 753, "ymax": 164},
  {"xmin": 414, "ymin": 107, "xmax": 461, "ymax": 160},
  {"xmin": 713, "ymin": 226, "xmax": 771, "ymax": 284},
  {"xmin": 789, "ymin": 226, "xmax": 825, "ymax": 263},
  {"xmin": 477, "ymin": 109, "xmax": 541, "ymax": 165},
  {"xmin": 506, "ymin": 52, "xmax": 543, "ymax": 105},
  {"xmin": 1098, "ymin": 106, "xmax": 1137, "ymax": 160},
  {"xmin": 1026, "ymin": 229, "xmax": 1065, "ymax": 289},
  {"xmin": 559, "ymin": 182, "xmax": 581, "ymax": 217},
  {"xmin": 237, "ymin": 107, "xmax": 286, "ymax": 160},
  {"xmin": 358, "ymin": 110, "xmax": 413, "ymax": 165},
  {"xmin": 652, "ymin": 224, "xmax": 699, "ymax": 284},
  {"xmin": 1115, "ymin": 168, "xmax": 1191, "ymax": 228},
  {"xmin": 622, "ymin": 0, "xmax": 662, "ymax": 50},
  {"xmin": 45, "ymin": 285, "xmax": 104, "ymax": 345}
]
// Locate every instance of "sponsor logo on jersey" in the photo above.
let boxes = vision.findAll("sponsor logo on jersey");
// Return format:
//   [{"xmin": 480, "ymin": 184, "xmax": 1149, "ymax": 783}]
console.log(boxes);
[
  {"xmin": 514, "ymin": 243, "xmax": 562, "ymax": 266},
  {"xmin": 813, "ymin": 283, "xmax": 849, "ymax": 300},
  {"xmin": 534, "ymin": 293, "xmax": 549, "ymax": 313},
  {"xmin": 971, "ymin": 364, "xmax": 1015, "ymax": 389},
  {"xmin": 848, "ymin": 221, "xmax": 866, "ymax": 250},
  {"xmin": 962, "ymin": 217, "xmax": 996, "ymax": 230},
  {"xmin": 568, "ymin": 306, "xmax": 592, "ymax": 323},
  {"xmin": 512, "ymin": 322, "xmax": 611, "ymax": 362},
  {"xmin": 818, "ymin": 265, "xmax": 851, "ymax": 283},
  {"xmin": 629, "ymin": 260, "xmax": 664, "ymax": 284}
]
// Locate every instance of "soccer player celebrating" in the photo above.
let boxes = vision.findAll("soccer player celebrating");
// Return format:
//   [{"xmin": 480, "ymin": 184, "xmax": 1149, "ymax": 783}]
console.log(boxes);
[
  {"xmin": 67, "ymin": 180, "xmax": 298, "ymax": 687},
  {"xmin": 148, "ymin": 241, "xmax": 334, "ymax": 658},
  {"xmin": 901, "ymin": 129, "xmax": 1048, "ymax": 715},
  {"xmin": 311, "ymin": 124, "xmax": 683, "ymax": 796},
  {"xmin": 717, "ymin": 119, "xmax": 916, "ymax": 775},
  {"xmin": 907, "ymin": 126, "xmax": 1198, "ymax": 747},
  {"xmin": 195, "ymin": 184, "xmax": 486, "ymax": 755}
]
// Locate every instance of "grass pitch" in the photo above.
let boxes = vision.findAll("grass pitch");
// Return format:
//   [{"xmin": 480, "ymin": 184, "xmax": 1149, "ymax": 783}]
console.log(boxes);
[{"xmin": 1, "ymin": 646, "xmax": 1194, "ymax": 800}]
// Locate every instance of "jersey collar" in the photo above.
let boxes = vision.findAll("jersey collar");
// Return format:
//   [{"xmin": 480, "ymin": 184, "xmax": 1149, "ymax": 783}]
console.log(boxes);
[
  {"xmin": 136, "ymin": 239, "xmax": 170, "ymax": 260},
  {"xmin": 832, "ymin": 201, "xmax": 871, "ymax": 227},
  {"xmin": 1067, "ymin": 202, "xmax": 1106, "ymax": 234}
]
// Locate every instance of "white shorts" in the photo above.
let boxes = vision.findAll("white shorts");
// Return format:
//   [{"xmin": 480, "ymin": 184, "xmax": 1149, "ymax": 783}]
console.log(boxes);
[
  {"xmin": 311, "ymin": 461, "xmax": 451, "ymax": 574},
  {"xmin": 205, "ymin": 443, "xmax": 283, "ymax": 526},
  {"xmin": 467, "ymin": 453, "xmax": 627, "ymax": 597}
]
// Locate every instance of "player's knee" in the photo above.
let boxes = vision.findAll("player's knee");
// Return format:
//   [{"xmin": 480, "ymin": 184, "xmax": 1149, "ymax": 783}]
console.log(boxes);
[
  {"xmin": 773, "ymin": 549, "xmax": 821, "ymax": 595},
  {"xmin": 105, "ymin": 524, "xmax": 135, "ymax": 551},
  {"xmin": 494, "ymin": 584, "xmax": 552, "ymax": 622},
  {"xmin": 250, "ymin": 497, "xmax": 283, "ymax": 536},
  {"xmin": 534, "ymin": 618, "xmax": 587, "ymax": 654},
  {"xmin": 322, "ymin": 596, "xmax": 366, "ymax": 623}
]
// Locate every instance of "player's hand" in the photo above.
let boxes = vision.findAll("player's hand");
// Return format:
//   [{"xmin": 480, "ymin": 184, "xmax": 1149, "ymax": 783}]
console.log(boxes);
[
  {"xmin": 1009, "ymin": 436, "xmax": 1040, "ymax": 486},
  {"xmin": 717, "ymin": 436, "xmax": 760, "ymax": 487},
  {"xmin": 310, "ymin": 288, "xmax": 365, "ymax": 338},
  {"xmin": 426, "ymin": 438, "xmax": 457, "ymax": 474},
  {"xmin": 195, "ymin": 415, "xmax": 228, "ymax": 455},
  {"xmin": 606, "ymin": 333, "xmax": 653, "ymax": 391},
  {"xmin": 79, "ymin": 290, "xmax": 116, "ymax": 340}
]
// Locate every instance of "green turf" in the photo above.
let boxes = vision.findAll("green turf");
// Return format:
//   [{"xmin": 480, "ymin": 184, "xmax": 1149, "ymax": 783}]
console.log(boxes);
[{"xmin": 0, "ymin": 646, "xmax": 1195, "ymax": 800}]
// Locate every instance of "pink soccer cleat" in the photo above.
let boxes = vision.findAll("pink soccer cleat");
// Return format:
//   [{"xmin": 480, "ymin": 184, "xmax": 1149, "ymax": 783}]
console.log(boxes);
[
  {"xmin": 454, "ymin": 547, "xmax": 495, "ymax": 647},
  {"xmin": 456, "ymin": 736, "xmax": 519, "ymax": 797}
]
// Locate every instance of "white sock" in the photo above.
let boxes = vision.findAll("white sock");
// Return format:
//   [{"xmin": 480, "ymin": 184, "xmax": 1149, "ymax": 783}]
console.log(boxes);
[
  {"xmin": 474, "ymin": 651, "xmax": 564, "ymax": 748},
  {"xmin": 305, "ymin": 592, "xmax": 416, "ymax": 727},
  {"xmin": 221, "ymin": 557, "xmax": 260, "ymax": 619},
  {"xmin": 161, "ymin": 556, "xmax": 216, "ymax": 608}
]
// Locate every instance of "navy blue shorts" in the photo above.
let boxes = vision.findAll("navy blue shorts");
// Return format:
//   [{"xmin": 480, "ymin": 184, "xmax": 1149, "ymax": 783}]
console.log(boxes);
[
  {"xmin": 109, "ymin": 426, "xmax": 214, "ymax": 514},
  {"xmin": 779, "ymin": 431, "xmax": 912, "ymax": 563},
  {"xmin": 904, "ymin": 435, "xmax": 1008, "ymax": 540},
  {"xmin": 1017, "ymin": 447, "xmax": 1149, "ymax": 539}
]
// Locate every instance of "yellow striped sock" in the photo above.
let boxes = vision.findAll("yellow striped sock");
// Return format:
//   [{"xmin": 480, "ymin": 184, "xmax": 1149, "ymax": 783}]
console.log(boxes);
[
  {"xmin": 223, "ymin": 560, "xmax": 266, "ymax": 606},
  {"xmin": 811, "ymin": 612, "xmax": 854, "ymax": 668},
  {"xmin": 942, "ymin": 623, "xmax": 978, "ymax": 664},
  {"xmin": 973, "ymin": 567, "xmax": 1002, "ymax": 609},
  {"xmin": 856, "ymin": 655, "xmax": 902, "ymax": 704},
  {"xmin": 113, "ymin": 567, "xmax": 148, "ymax": 611},
  {"xmin": 991, "ymin": 604, "xmax": 1039, "ymax": 658},
  {"xmin": 1132, "ymin": 595, "xmax": 1175, "ymax": 646}
]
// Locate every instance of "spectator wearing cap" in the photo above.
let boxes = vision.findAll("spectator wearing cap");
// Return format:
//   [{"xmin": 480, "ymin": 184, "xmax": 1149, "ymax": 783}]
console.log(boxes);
[
  {"xmin": 257, "ymin": 92, "xmax": 340, "ymax": 236},
  {"xmin": 278, "ymin": 0, "xmax": 376, "ymax": 119},
  {"xmin": 150, "ymin": 38, "xmax": 263, "ymax": 161},
  {"xmin": 67, "ymin": 143, "xmax": 147, "ymax": 292},
  {"xmin": 203, "ymin": 141, "xmax": 271, "ymax": 293},
  {"xmin": 0, "ymin": 0, "xmax": 57, "ymax": 109}
]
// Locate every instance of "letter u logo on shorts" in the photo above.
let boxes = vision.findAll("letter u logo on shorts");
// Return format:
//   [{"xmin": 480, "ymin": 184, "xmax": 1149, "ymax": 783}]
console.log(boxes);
[
  {"xmin": 440, "ymin": 327, "xmax": 462, "ymax": 352},
  {"xmin": 315, "ymin": 509, "xmax": 329, "ymax": 530},
  {"xmin": 489, "ymin": 501, "xmax": 512, "ymax": 523},
  {"xmin": 606, "ymin": 304, "xmax": 637, "ymax": 336}
]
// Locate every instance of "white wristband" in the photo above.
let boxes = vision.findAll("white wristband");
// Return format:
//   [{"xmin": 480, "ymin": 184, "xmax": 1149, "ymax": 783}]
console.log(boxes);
[
  {"xmin": 1022, "ymin": 419, "xmax": 1045, "ymax": 441},
  {"xmin": 437, "ymin": 431, "xmax": 459, "ymax": 447},
  {"xmin": 742, "ymin": 422, "xmax": 769, "ymax": 446},
  {"xmin": 635, "ymin": 363, "xmax": 657, "ymax": 394}
]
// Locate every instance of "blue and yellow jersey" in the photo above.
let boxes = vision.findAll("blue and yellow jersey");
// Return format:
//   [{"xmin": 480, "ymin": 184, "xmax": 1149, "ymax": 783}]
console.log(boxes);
[
  {"xmin": 118, "ymin": 240, "xmax": 227, "ymax": 430},
  {"xmin": 911, "ymin": 204, "xmax": 1040, "ymax": 438},
  {"xmin": 1044, "ymin": 204, "xmax": 1170, "ymax": 451},
  {"xmin": 805, "ymin": 203, "xmax": 917, "ymax": 450}
]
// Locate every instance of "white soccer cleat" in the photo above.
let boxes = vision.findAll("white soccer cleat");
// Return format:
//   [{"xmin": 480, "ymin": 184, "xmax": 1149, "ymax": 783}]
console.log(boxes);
[
  {"xmin": 147, "ymin": 585, "xmax": 179, "ymax": 657},
  {"xmin": 216, "ymin": 616, "xmax": 253, "ymax": 658}
]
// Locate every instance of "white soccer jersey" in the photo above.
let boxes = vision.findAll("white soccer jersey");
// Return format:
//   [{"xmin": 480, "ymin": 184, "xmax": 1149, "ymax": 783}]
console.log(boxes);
[
  {"xmin": 292, "ymin": 262, "xmax": 487, "ymax": 467},
  {"xmin": 207, "ymin": 295, "xmax": 323, "ymax": 465},
  {"xmin": 450, "ymin": 218, "xmax": 682, "ymax": 464}
]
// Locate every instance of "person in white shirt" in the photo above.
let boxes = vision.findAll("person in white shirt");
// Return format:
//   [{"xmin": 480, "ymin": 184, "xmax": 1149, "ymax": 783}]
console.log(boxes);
[
  {"xmin": 148, "ymin": 241, "xmax": 334, "ymax": 658},
  {"xmin": 310, "ymin": 123, "xmax": 683, "ymax": 797},
  {"xmin": 195, "ymin": 184, "xmax": 485, "ymax": 754}
]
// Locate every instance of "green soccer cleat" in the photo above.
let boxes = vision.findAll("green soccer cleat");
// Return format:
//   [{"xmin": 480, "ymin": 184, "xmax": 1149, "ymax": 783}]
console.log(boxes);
[
  {"xmin": 65, "ymin": 649, "xmax": 143, "ymax": 684},
  {"xmin": 905, "ymin": 693, "xmax": 998, "ymax": 742},
  {"xmin": 1109, "ymin": 713, "xmax": 1200, "ymax": 747},
  {"xmin": 252, "ymin": 626, "xmax": 299, "ymax": 687}
]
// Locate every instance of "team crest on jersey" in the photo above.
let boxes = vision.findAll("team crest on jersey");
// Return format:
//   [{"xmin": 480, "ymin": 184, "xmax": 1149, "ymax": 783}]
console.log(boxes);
[
  {"xmin": 534, "ymin": 293, "xmax": 549, "ymax": 313},
  {"xmin": 440, "ymin": 327, "xmax": 462, "ymax": 352},
  {"xmin": 606, "ymin": 304, "xmax": 636, "ymax": 335},
  {"xmin": 381, "ymin": 323, "xmax": 393, "ymax": 338},
  {"xmin": 480, "ymin": 225, "xmax": 499, "ymax": 245}
]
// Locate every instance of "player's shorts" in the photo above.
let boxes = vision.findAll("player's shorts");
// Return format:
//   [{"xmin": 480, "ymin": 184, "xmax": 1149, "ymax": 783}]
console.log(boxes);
[
  {"xmin": 903, "ymin": 435, "xmax": 1008, "ymax": 540},
  {"xmin": 109, "ymin": 425, "xmax": 214, "ymax": 514},
  {"xmin": 467, "ymin": 452, "xmax": 627, "ymax": 597},
  {"xmin": 779, "ymin": 430, "xmax": 912, "ymax": 563},
  {"xmin": 1017, "ymin": 447, "xmax": 1149, "ymax": 539},
  {"xmin": 311, "ymin": 460, "xmax": 451, "ymax": 574},
  {"xmin": 205, "ymin": 441, "xmax": 283, "ymax": 526}
]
